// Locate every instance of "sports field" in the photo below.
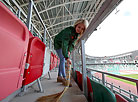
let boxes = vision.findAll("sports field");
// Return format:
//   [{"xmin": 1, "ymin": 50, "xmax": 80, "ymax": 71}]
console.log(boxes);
[{"xmin": 107, "ymin": 74, "xmax": 138, "ymax": 86}]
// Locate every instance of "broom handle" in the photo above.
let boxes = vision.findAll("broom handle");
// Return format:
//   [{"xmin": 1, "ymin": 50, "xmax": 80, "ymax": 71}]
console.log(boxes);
[{"xmin": 56, "ymin": 63, "xmax": 71, "ymax": 102}]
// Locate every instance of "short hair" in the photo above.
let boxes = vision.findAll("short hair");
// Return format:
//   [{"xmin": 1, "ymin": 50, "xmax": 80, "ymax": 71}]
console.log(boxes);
[{"xmin": 74, "ymin": 19, "xmax": 89, "ymax": 31}]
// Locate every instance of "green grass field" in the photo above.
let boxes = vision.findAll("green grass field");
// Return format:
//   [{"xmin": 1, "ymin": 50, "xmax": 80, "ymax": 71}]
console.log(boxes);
[{"xmin": 107, "ymin": 74, "xmax": 138, "ymax": 86}]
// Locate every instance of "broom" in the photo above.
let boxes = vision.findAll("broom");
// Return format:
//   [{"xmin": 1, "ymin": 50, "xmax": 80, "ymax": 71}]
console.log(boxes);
[{"xmin": 36, "ymin": 63, "xmax": 71, "ymax": 102}]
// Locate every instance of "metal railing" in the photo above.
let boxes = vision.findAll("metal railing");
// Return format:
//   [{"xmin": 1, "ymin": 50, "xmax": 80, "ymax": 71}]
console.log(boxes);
[
  {"xmin": 86, "ymin": 63, "xmax": 138, "ymax": 65},
  {"xmin": 87, "ymin": 68, "xmax": 138, "ymax": 102}
]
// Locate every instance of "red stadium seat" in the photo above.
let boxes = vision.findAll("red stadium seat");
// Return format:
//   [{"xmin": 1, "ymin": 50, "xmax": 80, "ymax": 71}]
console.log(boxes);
[
  {"xmin": 57, "ymin": 57, "xmax": 60, "ymax": 66},
  {"xmin": 23, "ymin": 37, "xmax": 45, "ymax": 85},
  {"xmin": 76, "ymin": 71, "xmax": 83, "ymax": 90},
  {"xmin": 0, "ymin": 2, "xmax": 29, "ymax": 100},
  {"xmin": 29, "ymin": 31, "xmax": 34, "ymax": 38},
  {"xmin": 54, "ymin": 55, "xmax": 58, "ymax": 68},
  {"xmin": 87, "ymin": 77, "xmax": 93, "ymax": 102},
  {"xmin": 50, "ymin": 52, "xmax": 54, "ymax": 70},
  {"xmin": 115, "ymin": 94, "xmax": 128, "ymax": 102}
]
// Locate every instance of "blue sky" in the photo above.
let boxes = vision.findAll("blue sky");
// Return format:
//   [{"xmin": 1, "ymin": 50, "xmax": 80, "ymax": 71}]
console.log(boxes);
[{"xmin": 85, "ymin": 0, "xmax": 138, "ymax": 57}]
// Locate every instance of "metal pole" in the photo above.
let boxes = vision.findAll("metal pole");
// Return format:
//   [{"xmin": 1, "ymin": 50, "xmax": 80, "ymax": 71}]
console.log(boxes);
[
  {"xmin": 102, "ymin": 73, "xmax": 105, "ymax": 85},
  {"xmin": 111, "ymin": 83, "xmax": 113, "ymax": 92},
  {"xmin": 49, "ymin": 40, "xmax": 52, "ymax": 49},
  {"xmin": 31, "ymin": 24, "xmax": 33, "ymax": 34},
  {"xmin": 87, "ymin": 70, "xmax": 91, "ymax": 78},
  {"xmin": 136, "ymin": 81, "xmax": 138, "ymax": 95},
  {"xmin": 37, "ymin": 78, "xmax": 44, "ymax": 93},
  {"xmin": 26, "ymin": 0, "xmax": 33, "ymax": 31},
  {"xmin": 72, "ymin": 51, "xmax": 75, "ymax": 79},
  {"xmin": 43, "ymin": 27, "xmax": 47, "ymax": 45},
  {"xmin": 17, "ymin": 9, "xmax": 21, "ymax": 18},
  {"xmin": 80, "ymin": 40, "xmax": 88, "ymax": 98}
]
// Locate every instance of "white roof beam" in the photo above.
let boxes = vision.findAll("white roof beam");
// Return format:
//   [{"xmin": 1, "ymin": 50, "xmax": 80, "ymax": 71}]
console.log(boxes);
[
  {"xmin": 31, "ymin": 19, "xmax": 50, "ymax": 26},
  {"xmin": 52, "ymin": 6, "xmax": 63, "ymax": 25},
  {"xmin": 64, "ymin": 5, "xmax": 74, "ymax": 19},
  {"xmin": 84, "ymin": 1, "xmax": 96, "ymax": 18},
  {"xmin": 89, "ymin": 0, "xmax": 106, "ymax": 23},
  {"xmin": 43, "ymin": 12, "xmax": 93, "ymax": 22},
  {"xmin": 47, "ymin": 18, "xmax": 80, "ymax": 29},
  {"xmin": 31, "ymin": 0, "xmax": 91, "ymax": 17},
  {"xmin": 20, "ymin": 0, "xmax": 91, "ymax": 8}
]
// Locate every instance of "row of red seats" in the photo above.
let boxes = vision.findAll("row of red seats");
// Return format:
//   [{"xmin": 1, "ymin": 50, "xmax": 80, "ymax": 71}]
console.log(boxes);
[
  {"xmin": 50, "ymin": 52, "xmax": 60, "ymax": 71},
  {"xmin": 0, "ymin": 2, "xmax": 59, "ymax": 100},
  {"xmin": 75, "ymin": 71, "xmax": 128, "ymax": 102}
]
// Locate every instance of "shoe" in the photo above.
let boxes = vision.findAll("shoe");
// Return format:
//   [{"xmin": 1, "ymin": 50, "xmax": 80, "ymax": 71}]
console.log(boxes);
[
  {"xmin": 57, "ymin": 76, "xmax": 63, "ymax": 82},
  {"xmin": 62, "ymin": 78, "xmax": 72, "ymax": 87},
  {"xmin": 69, "ymin": 83, "xmax": 72, "ymax": 87},
  {"xmin": 62, "ymin": 78, "xmax": 67, "ymax": 85}
]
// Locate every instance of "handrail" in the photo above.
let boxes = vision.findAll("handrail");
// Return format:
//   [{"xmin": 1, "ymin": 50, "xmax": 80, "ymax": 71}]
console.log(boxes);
[
  {"xmin": 92, "ymin": 75, "xmax": 138, "ymax": 101},
  {"xmin": 87, "ymin": 68, "xmax": 138, "ymax": 96},
  {"xmin": 86, "ymin": 63, "xmax": 138, "ymax": 65}
]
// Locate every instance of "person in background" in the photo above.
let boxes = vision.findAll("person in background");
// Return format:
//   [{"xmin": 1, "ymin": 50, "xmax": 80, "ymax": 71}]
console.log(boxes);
[{"xmin": 54, "ymin": 19, "xmax": 89, "ymax": 85}]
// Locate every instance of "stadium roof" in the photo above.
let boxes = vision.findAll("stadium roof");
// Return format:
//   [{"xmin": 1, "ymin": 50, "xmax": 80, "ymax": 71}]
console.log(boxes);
[{"xmin": 9, "ymin": 0, "xmax": 122, "ymax": 41}]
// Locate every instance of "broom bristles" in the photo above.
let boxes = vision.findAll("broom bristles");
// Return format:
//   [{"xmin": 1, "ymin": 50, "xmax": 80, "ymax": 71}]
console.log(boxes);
[
  {"xmin": 36, "ymin": 90, "xmax": 63, "ymax": 102},
  {"xmin": 36, "ymin": 64, "xmax": 71, "ymax": 102}
]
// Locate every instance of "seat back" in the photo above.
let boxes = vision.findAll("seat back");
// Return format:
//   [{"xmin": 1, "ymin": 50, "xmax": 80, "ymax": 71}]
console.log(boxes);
[
  {"xmin": 115, "ymin": 94, "xmax": 128, "ymax": 102},
  {"xmin": 76, "ymin": 71, "xmax": 83, "ymax": 90},
  {"xmin": 87, "ymin": 77, "xmax": 93, "ymax": 102},
  {"xmin": 23, "ymin": 37, "xmax": 45, "ymax": 85},
  {"xmin": 0, "ymin": 2, "xmax": 29, "ymax": 100},
  {"xmin": 90, "ymin": 79, "xmax": 116, "ymax": 102},
  {"xmin": 50, "ymin": 52, "xmax": 54, "ymax": 70},
  {"xmin": 42, "ymin": 47, "xmax": 51, "ymax": 77}
]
